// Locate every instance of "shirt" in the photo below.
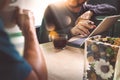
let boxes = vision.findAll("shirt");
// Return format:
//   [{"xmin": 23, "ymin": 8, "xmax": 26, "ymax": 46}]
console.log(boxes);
[{"xmin": 0, "ymin": 19, "xmax": 32, "ymax": 80}]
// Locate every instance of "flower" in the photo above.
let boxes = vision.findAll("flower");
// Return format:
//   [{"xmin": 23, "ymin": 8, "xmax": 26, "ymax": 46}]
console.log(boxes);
[
  {"xmin": 91, "ymin": 43, "xmax": 99, "ymax": 53},
  {"xmin": 87, "ymin": 56, "xmax": 95, "ymax": 64},
  {"xmin": 94, "ymin": 59, "xmax": 114, "ymax": 79}
]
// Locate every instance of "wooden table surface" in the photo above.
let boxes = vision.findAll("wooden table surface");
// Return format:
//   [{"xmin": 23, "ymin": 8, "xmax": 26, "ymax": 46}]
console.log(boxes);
[
  {"xmin": 40, "ymin": 42, "xmax": 85, "ymax": 80},
  {"xmin": 12, "ymin": 34, "xmax": 120, "ymax": 80}
]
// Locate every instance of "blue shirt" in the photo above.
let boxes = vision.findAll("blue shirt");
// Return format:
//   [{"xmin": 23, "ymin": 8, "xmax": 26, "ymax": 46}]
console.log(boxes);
[{"xmin": 0, "ymin": 19, "xmax": 32, "ymax": 80}]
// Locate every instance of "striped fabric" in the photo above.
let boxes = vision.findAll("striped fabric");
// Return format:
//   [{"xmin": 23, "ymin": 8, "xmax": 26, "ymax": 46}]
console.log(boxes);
[{"xmin": 5, "ymin": 26, "xmax": 24, "ymax": 55}]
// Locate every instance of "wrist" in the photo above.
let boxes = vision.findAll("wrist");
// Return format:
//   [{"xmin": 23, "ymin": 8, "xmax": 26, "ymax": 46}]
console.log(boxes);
[
  {"xmin": 89, "ymin": 10, "xmax": 94, "ymax": 17},
  {"xmin": 70, "ymin": 28, "xmax": 77, "ymax": 36},
  {"xmin": 22, "ymin": 26, "xmax": 36, "ymax": 37}
]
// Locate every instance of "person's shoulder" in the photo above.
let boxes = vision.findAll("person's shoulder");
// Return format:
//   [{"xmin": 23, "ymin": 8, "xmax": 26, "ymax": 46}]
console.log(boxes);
[
  {"xmin": 46, "ymin": 3, "xmax": 55, "ymax": 10},
  {"xmin": 47, "ymin": 1, "xmax": 65, "ymax": 9}
]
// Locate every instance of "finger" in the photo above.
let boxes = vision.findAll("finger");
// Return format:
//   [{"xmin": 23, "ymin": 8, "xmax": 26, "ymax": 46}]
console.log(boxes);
[
  {"xmin": 78, "ymin": 26, "xmax": 90, "ymax": 34},
  {"xmin": 23, "ymin": 9, "xmax": 32, "ymax": 16},
  {"xmin": 88, "ymin": 21, "xmax": 94, "ymax": 25},
  {"xmin": 87, "ymin": 21, "xmax": 96, "ymax": 28},
  {"xmin": 87, "ymin": 20, "xmax": 96, "ymax": 27},
  {"xmin": 14, "ymin": 7, "xmax": 23, "ymax": 24},
  {"xmin": 23, "ymin": 10, "xmax": 34, "ymax": 19},
  {"xmin": 76, "ymin": 24, "xmax": 90, "ymax": 34},
  {"xmin": 77, "ymin": 29, "xmax": 87, "ymax": 35},
  {"xmin": 23, "ymin": 9, "xmax": 29, "ymax": 14},
  {"xmin": 74, "ymin": 30, "xmax": 80, "ymax": 35},
  {"xmin": 75, "ymin": 26, "xmax": 88, "ymax": 35},
  {"xmin": 72, "ymin": 27, "xmax": 83, "ymax": 35},
  {"xmin": 79, "ymin": 34, "xmax": 88, "ymax": 37},
  {"xmin": 17, "ymin": 7, "xmax": 23, "ymax": 14},
  {"xmin": 79, "ymin": 20, "xmax": 93, "ymax": 29}
]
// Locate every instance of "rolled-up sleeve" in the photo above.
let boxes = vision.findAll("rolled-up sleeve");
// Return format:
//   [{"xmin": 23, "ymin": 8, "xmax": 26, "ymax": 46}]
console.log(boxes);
[{"xmin": 84, "ymin": 4, "xmax": 118, "ymax": 16}]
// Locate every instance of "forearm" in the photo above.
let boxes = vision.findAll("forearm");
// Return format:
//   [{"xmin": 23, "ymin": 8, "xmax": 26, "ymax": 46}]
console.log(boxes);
[
  {"xmin": 85, "ymin": 4, "xmax": 118, "ymax": 16},
  {"xmin": 23, "ymin": 27, "xmax": 47, "ymax": 80}
]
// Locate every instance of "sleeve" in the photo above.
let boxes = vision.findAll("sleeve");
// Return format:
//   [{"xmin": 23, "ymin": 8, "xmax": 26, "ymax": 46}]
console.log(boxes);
[
  {"xmin": 44, "ymin": 5, "xmax": 56, "ymax": 27},
  {"xmin": 0, "ymin": 19, "xmax": 32, "ymax": 80},
  {"xmin": 44, "ymin": 4, "xmax": 75, "ymax": 39},
  {"xmin": 84, "ymin": 4, "xmax": 118, "ymax": 16},
  {"xmin": 39, "ymin": 19, "xmax": 50, "ymax": 43},
  {"xmin": 39, "ymin": 5, "xmax": 53, "ymax": 43}
]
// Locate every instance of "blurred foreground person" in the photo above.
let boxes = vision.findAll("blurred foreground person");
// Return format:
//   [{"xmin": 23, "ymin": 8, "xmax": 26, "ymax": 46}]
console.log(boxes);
[
  {"xmin": 0, "ymin": 0, "xmax": 47, "ymax": 80},
  {"xmin": 39, "ymin": 0, "xmax": 117, "ymax": 43}
]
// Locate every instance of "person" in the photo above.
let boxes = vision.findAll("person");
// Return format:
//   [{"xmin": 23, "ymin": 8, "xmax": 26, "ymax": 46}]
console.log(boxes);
[
  {"xmin": 0, "ymin": 0, "xmax": 47, "ymax": 80},
  {"xmin": 38, "ymin": 0, "xmax": 118, "ymax": 43}
]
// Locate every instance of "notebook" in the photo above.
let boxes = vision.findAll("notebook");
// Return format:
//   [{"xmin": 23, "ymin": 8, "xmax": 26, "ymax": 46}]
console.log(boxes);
[{"xmin": 67, "ymin": 15, "xmax": 120, "ymax": 48}]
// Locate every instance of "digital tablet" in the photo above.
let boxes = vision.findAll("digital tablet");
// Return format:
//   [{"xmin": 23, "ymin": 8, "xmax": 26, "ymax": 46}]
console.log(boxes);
[{"xmin": 67, "ymin": 15, "xmax": 120, "ymax": 47}]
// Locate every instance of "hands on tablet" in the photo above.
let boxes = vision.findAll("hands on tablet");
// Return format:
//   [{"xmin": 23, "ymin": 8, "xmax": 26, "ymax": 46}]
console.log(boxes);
[
  {"xmin": 71, "ymin": 19, "xmax": 96, "ymax": 37},
  {"xmin": 71, "ymin": 10, "xmax": 96, "ymax": 37}
]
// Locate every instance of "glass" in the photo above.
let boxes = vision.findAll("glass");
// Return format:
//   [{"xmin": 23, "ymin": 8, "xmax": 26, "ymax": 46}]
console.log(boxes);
[{"xmin": 52, "ymin": 34, "xmax": 68, "ymax": 49}]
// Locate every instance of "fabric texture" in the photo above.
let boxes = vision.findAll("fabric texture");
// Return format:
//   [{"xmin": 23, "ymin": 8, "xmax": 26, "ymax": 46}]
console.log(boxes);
[{"xmin": 0, "ymin": 19, "xmax": 32, "ymax": 80}]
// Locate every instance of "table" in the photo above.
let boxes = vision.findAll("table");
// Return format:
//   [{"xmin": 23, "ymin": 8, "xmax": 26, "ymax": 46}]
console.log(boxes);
[
  {"xmin": 13, "ymin": 34, "xmax": 120, "ymax": 80},
  {"xmin": 40, "ymin": 42, "xmax": 85, "ymax": 80},
  {"xmin": 10, "ymin": 33, "xmax": 86, "ymax": 80}
]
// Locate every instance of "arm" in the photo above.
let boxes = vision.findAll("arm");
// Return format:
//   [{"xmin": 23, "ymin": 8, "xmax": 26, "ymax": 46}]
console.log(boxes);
[
  {"xmin": 16, "ymin": 8, "xmax": 47, "ymax": 80},
  {"xmin": 71, "ymin": 19, "xmax": 96, "ymax": 37},
  {"xmin": 75, "ymin": 10, "xmax": 94, "ymax": 23},
  {"xmin": 76, "ymin": 4, "xmax": 118, "ymax": 24},
  {"xmin": 84, "ymin": 4, "xmax": 118, "ymax": 16},
  {"xmin": 71, "ymin": 4, "xmax": 117, "ymax": 37}
]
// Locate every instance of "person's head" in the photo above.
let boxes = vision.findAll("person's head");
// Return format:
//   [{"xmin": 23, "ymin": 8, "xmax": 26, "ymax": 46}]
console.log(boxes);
[
  {"xmin": 0, "ymin": 0, "xmax": 17, "ymax": 28},
  {"xmin": 66, "ymin": 0, "xmax": 87, "ymax": 8},
  {"xmin": 0, "ymin": 0, "xmax": 10, "ymax": 12}
]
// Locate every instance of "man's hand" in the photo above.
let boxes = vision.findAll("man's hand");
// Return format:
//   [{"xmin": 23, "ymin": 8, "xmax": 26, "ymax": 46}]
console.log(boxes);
[
  {"xmin": 75, "ymin": 10, "xmax": 93, "ymax": 24},
  {"xmin": 71, "ymin": 20, "xmax": 96, "ymax": 37},
  {"xmin": 80, "ymin": 10, "xmax": 93, "ymax": 19},
  {"xmin": 15, "ymin": 7, "xmax": 48, "ymax": 80},
  {"xmin": 15, "ymin": 7, "xmax": 35, "ymax": 35}
]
